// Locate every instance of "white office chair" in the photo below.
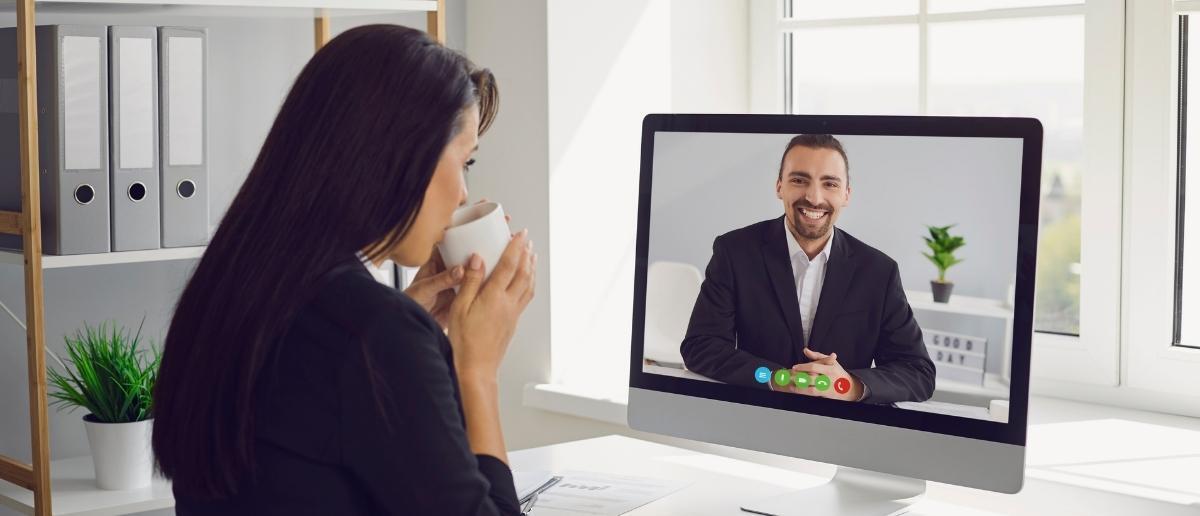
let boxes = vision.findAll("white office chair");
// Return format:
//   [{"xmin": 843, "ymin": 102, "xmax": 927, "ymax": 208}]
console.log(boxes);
[{"xmin": 643, "ymin": 261, "xmax": 704, "ymax": 368}]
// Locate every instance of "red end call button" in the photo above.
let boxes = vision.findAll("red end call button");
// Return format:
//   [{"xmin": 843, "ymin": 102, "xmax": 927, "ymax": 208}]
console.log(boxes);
[{"xmin": 834, "ymin": 377, "xmax": 851, "ymax": 394}]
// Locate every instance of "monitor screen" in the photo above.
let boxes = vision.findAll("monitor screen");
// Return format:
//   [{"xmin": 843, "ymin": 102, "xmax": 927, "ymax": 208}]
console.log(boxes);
[{"xmin": 630, "ymin": 114, "xmax": 1039, "ymax": 445}]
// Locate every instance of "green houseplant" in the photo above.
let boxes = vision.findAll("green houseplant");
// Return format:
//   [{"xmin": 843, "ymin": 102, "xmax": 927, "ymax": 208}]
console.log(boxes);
[
  {"xmin": 922, "ymin": 224, "xmax": 965, "ymax": 303},
  {"xmin": 47, "ymin": 321, "xmax": 160, "ymax": 490}
]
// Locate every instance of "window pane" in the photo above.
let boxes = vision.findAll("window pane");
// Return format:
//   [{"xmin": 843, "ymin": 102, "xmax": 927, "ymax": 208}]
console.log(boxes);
[
  {"xmin": 1181, "ymin": 16, "xmax": 1200, "ymax": 348},
  {"xmin": 791, "ymin": 25, "xmax": 919, "ymax": 115},
  {"xmin": 790, "ymin": 0, "xmax": 917, "ymax": 20},
  {"xmin": 929, "ymin": 0, "xmax": 1083, "ymax": 13},
  {"xmin": 928, "ymin": 16, "xmax": 1084, "ymax": 334}
]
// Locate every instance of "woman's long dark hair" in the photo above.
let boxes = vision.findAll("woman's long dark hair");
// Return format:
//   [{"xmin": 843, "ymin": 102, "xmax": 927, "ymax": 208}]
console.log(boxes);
[{"xmin": 152, "ymin": 25, "xmax": 498, "ymax": 499}]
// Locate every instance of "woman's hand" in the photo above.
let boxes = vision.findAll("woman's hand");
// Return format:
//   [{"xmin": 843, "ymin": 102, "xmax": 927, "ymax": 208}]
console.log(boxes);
[
  {"xmin": 447, "ymin": 229, "xmax": 536, "ymax": 379},
  {"xmin": 403, "ymin": 249, "xmax": 462, "ymax": 330}
]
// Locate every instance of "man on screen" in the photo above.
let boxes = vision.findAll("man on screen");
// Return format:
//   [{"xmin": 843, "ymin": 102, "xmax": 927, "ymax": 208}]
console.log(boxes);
[{"xmin": 680, "ymin": 134, "xmax": 935, "ymax": 404}]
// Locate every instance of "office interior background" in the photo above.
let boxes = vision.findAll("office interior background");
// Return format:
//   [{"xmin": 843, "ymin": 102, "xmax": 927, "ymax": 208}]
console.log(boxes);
[{"xmin": 1, "ymin": 0, "xmax": 1199, "ymax": 514}]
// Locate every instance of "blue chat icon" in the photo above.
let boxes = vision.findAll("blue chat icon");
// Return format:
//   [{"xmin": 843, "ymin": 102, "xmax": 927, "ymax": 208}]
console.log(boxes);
[{"xmin": 754, "ymin": 367, "xmax": 771, "ymax": 384}]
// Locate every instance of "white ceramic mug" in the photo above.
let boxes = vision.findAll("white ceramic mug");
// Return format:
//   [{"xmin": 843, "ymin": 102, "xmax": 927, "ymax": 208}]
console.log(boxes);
[{"xmin": 437, "ymin": 201, "xmax": 511, "ymax": 281}]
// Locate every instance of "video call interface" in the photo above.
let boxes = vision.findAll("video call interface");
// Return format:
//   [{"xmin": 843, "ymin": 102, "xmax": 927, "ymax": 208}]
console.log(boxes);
[{"xmin": 640, "ymin": 131, "xmax": 1025, "ymax": 423}]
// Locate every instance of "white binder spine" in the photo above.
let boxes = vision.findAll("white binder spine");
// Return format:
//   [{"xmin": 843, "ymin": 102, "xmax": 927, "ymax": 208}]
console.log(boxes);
[
  {"xmin": 158, "ymin": 27, "xmax": 208, "ymax": 248},
  {"xmin": 0, "ymin": 25, "xmax": 113, "ymax": 255},
  {"xmin": 109, "ymin": 26, "xmax": 161, "ymax": 252}
]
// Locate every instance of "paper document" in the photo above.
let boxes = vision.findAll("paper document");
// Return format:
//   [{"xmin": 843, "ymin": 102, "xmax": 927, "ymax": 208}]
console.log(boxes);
[{"xmin": 527, "ymin": 470, "xmax": 688, "ymax": 515}]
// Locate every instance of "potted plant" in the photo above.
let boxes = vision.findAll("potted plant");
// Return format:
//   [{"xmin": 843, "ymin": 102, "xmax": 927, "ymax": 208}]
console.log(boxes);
[
  {"xmin": 922, "ymin": 224, "xmax": 965, "ymax": 303},
  {"xmin": 47, "ymin": 321, "xmax": 160, "ymax": 490}
]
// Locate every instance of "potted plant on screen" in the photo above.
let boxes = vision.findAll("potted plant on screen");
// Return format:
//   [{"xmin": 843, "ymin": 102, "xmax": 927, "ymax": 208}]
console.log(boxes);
[
  {"xmin": 923, "ymin": 224, "xmax": 965, "ymax": 303},
  {"xmin": 47, "ymin": 320, "xmax": 160, "ymax": 490}
]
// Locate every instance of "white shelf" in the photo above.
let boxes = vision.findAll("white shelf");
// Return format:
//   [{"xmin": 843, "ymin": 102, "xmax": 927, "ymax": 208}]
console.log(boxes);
[
  {"xmin": 935, "ymin": 373, "xmax": 1009, "ymax": 398},
  {"xmin": 0, "ymin": 0, "xmax": 437, "ymax": 17},
  {"xmin": 905, "ymin": 289, "xmax": 1013, "ymax": 319},
  {"xmin": 0, "ymin": 456, "xmax": 173, "ymax": 516},
  {"xmin": 0, "ymin": 246, "xmax": 204, "ymax": 269}
]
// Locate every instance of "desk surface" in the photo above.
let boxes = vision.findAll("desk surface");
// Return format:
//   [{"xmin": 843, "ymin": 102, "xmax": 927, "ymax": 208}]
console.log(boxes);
[
  {"xmin": 509, "ymin": 435, "xmax": 1003, "ymax": 516},
  {"xmin": 509, "ymin": 432, "xmax": 1200, "ymax": 516}
]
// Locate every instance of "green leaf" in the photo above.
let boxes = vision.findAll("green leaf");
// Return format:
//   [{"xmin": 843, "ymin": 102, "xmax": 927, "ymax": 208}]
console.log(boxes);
[
  {"xmin": 922, "ymin": 224, "xmax": 966, "ymax": 281},
  {"xmin": 45, "ymin": 319, "xmax": 159, "ymax": 423}
]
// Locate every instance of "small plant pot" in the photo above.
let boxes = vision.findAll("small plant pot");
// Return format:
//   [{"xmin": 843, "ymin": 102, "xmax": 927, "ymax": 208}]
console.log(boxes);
[
  {"xmin": 931, "ymin": 280, "xmax": 954, "ymax": 303},
  {"xmin": 82, "ymin": 415, "xmax": 153, "ymax": 490}
]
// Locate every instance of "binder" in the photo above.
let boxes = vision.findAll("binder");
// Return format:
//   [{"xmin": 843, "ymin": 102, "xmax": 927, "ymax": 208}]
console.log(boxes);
[
  {"xmin": 109, "ymin": 26, "xmax": 161, "ymax": 251},
  {"xmin": 0, "ymin": 25, "xmax": 111, "ymax": 255},
  {"xmin": 158, "ymin": 27, "xmax": 208, "ymax": 248}
]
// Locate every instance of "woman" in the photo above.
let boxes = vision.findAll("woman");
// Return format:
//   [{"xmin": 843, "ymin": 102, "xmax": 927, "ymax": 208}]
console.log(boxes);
[{"xmin": 152, "ymin": 25, "xmax": 532, "ymax": 515}]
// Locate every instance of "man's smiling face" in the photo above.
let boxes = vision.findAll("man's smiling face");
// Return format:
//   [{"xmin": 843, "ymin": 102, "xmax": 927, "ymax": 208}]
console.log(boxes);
[{"xmin": 776, "ymin": 145, "xmax": 851, "ymax": 243}]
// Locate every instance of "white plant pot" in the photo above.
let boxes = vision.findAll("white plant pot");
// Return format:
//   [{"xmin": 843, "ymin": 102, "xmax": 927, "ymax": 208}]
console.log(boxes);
[{"xmin": 82, "ymin": 416, "xmax": 153, "ymax": 490}]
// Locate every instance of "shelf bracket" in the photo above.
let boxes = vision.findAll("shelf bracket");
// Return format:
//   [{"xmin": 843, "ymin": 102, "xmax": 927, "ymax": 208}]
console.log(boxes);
[
  {"xmin": 0, "ymin": 210, "xmax": 21, "ymax": 236},
  {"xmin": 0, "ymin": 456, "xmax": 34, "ymax": 490},
  {"xmin": 314, "ymin": 12, "xmax": 330, "ymax": 51},
  {"xmin": 427, "ymin": 0, "xmax": 445, "ymax": 44},
  {"xmin": 15, "ymin": 0, "xmax": 52, "ymax": 515}
]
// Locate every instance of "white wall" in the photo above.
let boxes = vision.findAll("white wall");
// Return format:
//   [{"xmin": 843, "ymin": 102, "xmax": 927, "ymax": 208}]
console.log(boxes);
[
  {"xmin": 547, "ymin": 0, "xmax": 749, "ymax": 401},
  {"xmin": 647, "ymin": 133, "xmax": 1024, "ymax": 301},
  {"xmin": 463, "ymin": 0, "xmax": 631, "ymax": 452}
]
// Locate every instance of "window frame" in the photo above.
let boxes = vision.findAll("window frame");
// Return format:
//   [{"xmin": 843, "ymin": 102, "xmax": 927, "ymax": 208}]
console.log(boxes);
[
  {"xmin": 1122, "ymin": 0, "xmax": 1200, "ymax": 397},
  {"xmin": 749, "ymin": 0, "xmax": 1125, "ymax": 389}
]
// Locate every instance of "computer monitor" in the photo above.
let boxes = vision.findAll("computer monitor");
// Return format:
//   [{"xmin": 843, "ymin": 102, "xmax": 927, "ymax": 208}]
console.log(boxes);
[{"xmin": 627, "ymin": 114, "xmax": 1040, "ymax": 515}]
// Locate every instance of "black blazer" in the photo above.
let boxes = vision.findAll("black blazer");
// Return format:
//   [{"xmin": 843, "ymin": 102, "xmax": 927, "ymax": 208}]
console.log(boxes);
[
  {"xmin": 174, "ymin": 257, "xmax": 520, "ymax": 515},
  {"xmin": 680, "ymin": 217, "xmax": 935, "ymax": 404}
]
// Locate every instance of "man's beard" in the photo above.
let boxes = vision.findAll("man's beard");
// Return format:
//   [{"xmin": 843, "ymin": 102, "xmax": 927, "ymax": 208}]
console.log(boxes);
[{"xmin": 790, "ymin": 203, "xmax": 834, "ymax": 241}]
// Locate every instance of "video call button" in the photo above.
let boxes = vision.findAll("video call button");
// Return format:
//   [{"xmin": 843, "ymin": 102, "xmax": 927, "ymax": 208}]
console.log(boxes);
[
  {"xmin": 834, "ymin": 377, "xmax": 851, "ymax": 394},
  {"xmin": 754, "ymin": 367, "xmax": 771, "ymax": 384},
  {"xmin": 793, "ymin": 372, "xmax": 811, "ymax": 389},
  {"xmin": 814, "ymin": 374, "xmax": 831, "ymax": 391}
]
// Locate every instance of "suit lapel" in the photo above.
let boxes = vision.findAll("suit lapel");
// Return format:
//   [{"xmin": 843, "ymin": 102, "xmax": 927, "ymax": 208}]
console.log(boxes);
[
  {"xmin": 761, "ymin": 217, "xmax": 805, "ymax": 359},
  {"xmin": 808, "ymin": 228, "xmax": 856, "ymax": 352}
]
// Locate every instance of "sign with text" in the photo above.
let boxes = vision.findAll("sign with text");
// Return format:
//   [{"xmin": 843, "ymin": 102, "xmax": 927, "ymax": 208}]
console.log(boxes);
[{"xmin": 923, "ymin": 329, "xmax": 988, "ymax": 386}]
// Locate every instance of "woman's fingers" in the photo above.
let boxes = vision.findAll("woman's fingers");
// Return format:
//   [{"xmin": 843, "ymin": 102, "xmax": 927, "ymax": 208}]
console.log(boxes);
[
  {"xmin": 513, "ymin": 253, "xmax": 537, "ymax": 307},
  {"xmin": 405, "ymin": 265, "xmax": 463, "ymax": 310},
  {"xmin": 486, "ymin": 230, "xmax": 528, "ymax": 293},
  {"xmin": 507, "ymin": 245, "xmax": 535, "ymax": 297},
  {"xmin": 452, "ymin": 254, "xmax": 485, "ymax": 315}
]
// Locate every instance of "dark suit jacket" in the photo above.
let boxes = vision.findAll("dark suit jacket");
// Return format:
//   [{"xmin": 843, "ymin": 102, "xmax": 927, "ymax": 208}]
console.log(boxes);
[
  {"xmin": 680, "ymin": 217, "xmax": 935, "ymax": 404},
  {"xmin": 174, "ymin": 257, "xmax": 520, "ymax": 516}
]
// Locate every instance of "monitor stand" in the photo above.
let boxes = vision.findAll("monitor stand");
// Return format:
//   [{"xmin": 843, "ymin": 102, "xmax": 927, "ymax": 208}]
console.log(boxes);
[{"xmin": 740, "ymin": 466, "xmax": 926, "ymax": 516}]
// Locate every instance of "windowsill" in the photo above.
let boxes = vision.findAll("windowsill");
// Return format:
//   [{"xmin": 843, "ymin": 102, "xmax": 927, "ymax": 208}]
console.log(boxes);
[
  {"xmin": 523, "ymin": 382, "xmax": 1200, "ymax": 508},
  {"xmin": 522, "ymin": 382, "xmax": 628, "ymax": 426}
]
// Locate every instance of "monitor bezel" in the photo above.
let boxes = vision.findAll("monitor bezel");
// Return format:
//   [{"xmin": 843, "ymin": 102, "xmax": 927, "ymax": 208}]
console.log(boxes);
[{"xmin": 628, "ymin": 113, "xmax": 1041, "ymax": 446}]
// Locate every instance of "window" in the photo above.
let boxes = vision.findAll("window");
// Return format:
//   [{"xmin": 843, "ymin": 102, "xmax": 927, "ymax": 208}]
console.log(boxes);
[
  {"xmin": 1121, "ymin": 0, "xmax": 1200, "ymax": 397},
  {"xmin": 1178, "ymin": 12, "xmax": 1200, "ymax": 349},
  {"xmin": 752, "ymin": 0, "xmax": 1123, "ymax": 386},
  {"xmin": 784, "ymin": 1, "xmax": 1084, "ymax": 334}
]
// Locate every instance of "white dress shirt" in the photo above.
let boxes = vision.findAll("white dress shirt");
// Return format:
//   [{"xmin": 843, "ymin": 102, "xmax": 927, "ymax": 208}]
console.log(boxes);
[
  {"xmin": 784, "ymin": 218, "xmax": 834, "ymax": 347},
  {"xmin": 355, "ymin": 251, "xmax": 395, "ymax": 285}
]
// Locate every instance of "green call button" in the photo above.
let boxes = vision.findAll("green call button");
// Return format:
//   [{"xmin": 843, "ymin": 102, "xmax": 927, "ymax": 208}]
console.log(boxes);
[{"xmin": 814, "ymin": 374, "xmax": 831, "ymax": 391}]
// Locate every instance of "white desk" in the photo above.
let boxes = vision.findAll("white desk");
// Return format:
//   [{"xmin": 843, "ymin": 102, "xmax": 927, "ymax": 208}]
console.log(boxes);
[
  {"xmin": 510, "ymin": 435, "xmax": 1000, "ymax": 515},
  {"xmin": 510, "ymin": 433, "xmax": 1200, "ymax": 516}
]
